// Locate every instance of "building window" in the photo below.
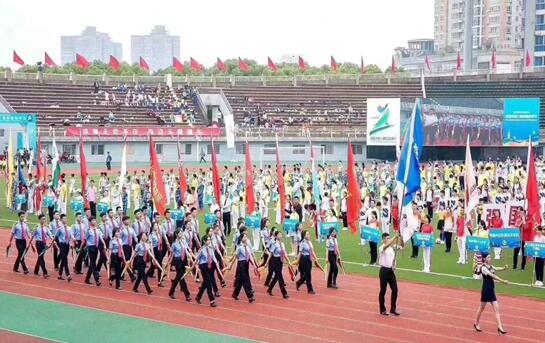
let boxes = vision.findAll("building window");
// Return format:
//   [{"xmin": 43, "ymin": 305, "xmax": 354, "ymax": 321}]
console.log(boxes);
[
  {"xmin": 91, "ymin": 144, "xmax": 105, "ymax": 155},
  {"xmin": 235, "ymin": 143, "xmax": 246, "ymax": 155},
  {"xmin": 62, "ymin": 144, "xmax": 76, "ymax": 155},
  {"xmin": 263, "ymin": 143, "xmax": 276, "ymax": 155},
  {"xmin": 156, "ymin": 144, "xmax": 163, "ymax": 154},
  {"xmin": 293, "ymin": 144, "xmax": 305, "ymax": 155},
  {"xmin": 352, "ymin": 144, "xmax": 363, "ymax": 155},
  {"xmin": 320, "ymin": 144, "xmax": 334, "ymax": 155},
  {"xmin": 207, "ymin": 143, "xmax": 220, "ymax": 155},
  {"xmin": 184, "ymin": 143, "xmax": 192, "ymax": 155}
]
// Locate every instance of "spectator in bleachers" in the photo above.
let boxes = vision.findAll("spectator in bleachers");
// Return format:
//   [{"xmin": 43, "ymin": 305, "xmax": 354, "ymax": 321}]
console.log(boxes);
[{"xmin": 93, "ymin": 81, "xmax": 100, "ymax": 94}]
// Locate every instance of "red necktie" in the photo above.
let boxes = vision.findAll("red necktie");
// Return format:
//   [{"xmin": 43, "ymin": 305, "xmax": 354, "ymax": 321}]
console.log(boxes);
[
  {"xmin": 65, "ymin": 226, "xmax": 70, "ymax": 242},
  {"xmin": 95, "ymin": 229, "xmax": 99, "ymax": 246},
  {"xmin": 42, "ymin": 227, "xmax": 47, "ymax": 245},
  {"xmin": 117, "ymin": 239, "xmax": 122, "ymax": 257},
  {"xmin": 168, "ymin": 221, "xmax": 172, "ymax": 235},
  {"xmin": 158, "ymin": 232, "xmax": 162, "ymax": 251},
  {"xmin": 79, "ymin": 224, "xmax": 83, "ymax": 242},
  {"xmin": 143, "ymin": 245, "xmax": 148, "ymax": 261},
  {"xmin": 22, "ymin": 223, "xmax": 27, "ymax": 240},
  {"xmin": 207, "ymin": 248, "xmax": 213, "ymax": 269},
  {"xmin": 128, "ymin": 228, "xmax": 132, "ymax": 246},
  {"xmin": 181, "ymin": 242, "xmax": 186, "ymax": 261},
  {"xmin": 245, "ymin": 246, "xmax": 250, "ymax": 263}
]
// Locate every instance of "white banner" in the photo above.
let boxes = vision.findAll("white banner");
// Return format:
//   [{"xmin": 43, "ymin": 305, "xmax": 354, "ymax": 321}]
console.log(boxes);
[{"xmin": 366, "ymin": 98, "xmax": 400, "ymax": 146}]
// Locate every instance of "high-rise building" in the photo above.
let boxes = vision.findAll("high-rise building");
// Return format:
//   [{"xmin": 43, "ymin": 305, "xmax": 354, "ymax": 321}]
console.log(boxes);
[
  {"xmin": 434, "ymin": 0, "xmax": 524, "ymax": 53},
  {"xmin": 524, "ymin": 0, "xmax": 545, "ymax": 66},
  {"xmin": 131, "ymin": 25, "xmax": 180, "ymax": 72},
  {"xmin": 61, "ymin": 26, "xmax": 122, "ymax": 66}
]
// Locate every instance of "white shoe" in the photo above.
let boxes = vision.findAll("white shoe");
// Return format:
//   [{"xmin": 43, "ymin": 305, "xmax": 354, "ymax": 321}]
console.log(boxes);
[
  {"xmin": 456, "ymin": 260, "xmax": 461, "ymax": 264},
  {"xmin": 342, "ymin": 227, "xmax": 348, "ymax": 231},
  {"xmin": 536, "ymin": 281, "xmax": 544, "ymax": 287}
]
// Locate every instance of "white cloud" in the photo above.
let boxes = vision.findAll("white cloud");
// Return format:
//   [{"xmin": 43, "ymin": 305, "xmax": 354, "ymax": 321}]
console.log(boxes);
[{"xmin": 0, "ymin": 0, "xmax": 433, "ymax": 70}]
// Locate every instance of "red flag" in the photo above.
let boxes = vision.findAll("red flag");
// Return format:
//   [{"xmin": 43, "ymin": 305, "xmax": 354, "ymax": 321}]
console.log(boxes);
[
  {"xmin": 190, "ymin": 57, "xmax": 204, "ymax": 73},
  {"xmin": 239, "ymin": 58, "xmax": 250, "ymax": 73},
  {"xmin": 526, "ymin": 139, "xmax": 541, "ymax": 242},
  {"xmin": 456, "ymin": 52, "xmax": 462, "ymax": 71},
  {"xmin": 330, "ymin": 56, "xmax": 338, "ymax": 72},
  {"xmin": 298, "ymin": 56, "xmax": 307, "ymax": 71},
  {"xmin": 150, "ymin": 136, "xmax": 168, "ymax": 216},
  {"xmin": 424, "ymin": 55, "xmax": 432, "ymax": 72},
  {"xmin": 173, "ymin": 57, "xmax": 185, "ymax": 73},
  {"xmin": 360, "ymin": 56, "xmax": 367, "ymax": 74},
  {"xmin": 491, "ymin": 50, "xmax": 497, "ymax": 69},
  {"xmin": 210, "ymin": 139, "xmax": 222, "ymax": 207},
  {"xmin": 13, "ymin": 51, "xmax": 25, "ymax": 66},
  {"xmin": 76, "ymin": 53, "xmax": 90, "ymax": 69},
  {"xmin": 275, "ymin": 136, "xmax": 286, "ymax": 223},
  {"xmin": 267, "ymin": 57, "xmax": 278, "ymax": 73},
  {"xmin": 526, "ymin": 50, "xmax": 533, "ymax": 67},
  {"xmin": 245, "ymin": 142, "xmax": 256, "ymax": 215},
  {"xmin": 36, "ymin": 138, "xmax": 44, "ymax": 181},
  {"xmin": 391, "ymin": 55, "xmax": 397, "ymax": 73},
  {"xmin": 216, "ymin": 57, "xmax": 228, "ymax": 73},
  {"xmin": 44, "ymin": 52, "xmax": 57, "ymax": 68},
  {"xmin": 176, "ymin": 135, "xmax": 188, "ymax": 204},
  {"xmin": 346, "ymin": 141, "xmax": 361, "ymax": 234},
  {"xmin": 80, "ymin": 134, "xmax": 89, "ymax": 207},
  {"xmin": 110, "ymin": 55, "xmax": 121, "ymax": 71},
  {"xmin": 140, "ymin": 57, "xmax": 150, "ymax": 73}
]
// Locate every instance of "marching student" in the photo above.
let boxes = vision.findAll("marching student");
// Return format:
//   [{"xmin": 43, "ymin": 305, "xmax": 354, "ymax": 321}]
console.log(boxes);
[
  {"xmin": 326, "ymin": 228, "xmax": 340, "ymax": 288},
  {"xmin": 97, "ymin": 213, "xmax": 113, "ymax": 272},
  {"xmin": 84, "ymin": 217, "xmax": 104, "ymax": 286},
  {"xmin": 109, "ymin": 230, "xmax": 125, "ymax": 289},
  {"xmin": 420, "ymin": 215, "xmax": 434, "ymax": 273},
  {"xmin": 7, "ymin": 211, "xmax": 31, "ymax": 274},
  {"xmin": 210, "ymin": 225, "xmax": 227, "ymax": 290},
  {"xmin": 31, "ymin": 214, "xmax": 54, "ymax": 278},
  {"xmin": 71, "ymin": 212, "xmax": 87, "ymax": 274},
  {"xmin": 148, "ymin": 221, "xmax": 169, "ymax": 285},
  {"xmin": 50, "ymin": 211, "xmax": 62, "ymax": 270},
  {"xmin": 533, "ymin": 226, "xmax": 545, "ymax": 287},
  {"xmin": 295, "ymin": 230, "xmax": 316, "ymax": 294},
  {"xmin": 195, "ymin": 235, "xmax": 219, "ymax": 307},
  {"xmin": 168, "ymin": 231, "xmax": 193, "ymax": 301},
  {"xmin": 473, "ymin": 253, "xmax": 509, "ymax": 335},
  {"xmin": 132, "ymin": 233, "xmax": 153, "ymax": 295},
  {"xmin": 163, "ymin": 209, "xmax": 176, "ymax": 245},
  {"xmin": 378, "ymin": 232, "xmax": 403, "ymax": 316},
  {"xmin": 232, "ymin": 233, "xmax": 256, "ymax": 303},
  {"xmin": 121, "ymin": 215, "xmax": 137, "ymax": 281},
  {"xmin": 266, "ymin": 230, "xmax": 290, "ymax": 299},
  {"xmin": 55, "ymin": 214, "xmax": 72, "ymax": 281}
]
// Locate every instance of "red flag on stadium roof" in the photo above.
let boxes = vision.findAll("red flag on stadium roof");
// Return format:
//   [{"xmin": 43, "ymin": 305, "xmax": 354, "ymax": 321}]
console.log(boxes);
[
  {"xmin": 216, "ymin": 57, "xmax": 228, "ymax": 73},
  {"xmin": 346, "ymin": 140, "xmax": 361, "ymax": 234},
  {"xmin": 76, "ymin": 53, "xmax": 90, "ymax": 69},
  {"xmin": 245, "ymin": 142, "xmax": 256, "ymax": 215},
  {"xmin": 456, "ymin": 52, "xmax": 462, "ymax": 71},
  {"xmin": 44, "ymin": 52, "xmax": 58, "ymax": 68},
  {"xmin": 149, "ymin": 135, "xmax": 168, "ymax": 216},
  {"xmin": 210, "ymin": 138, "xmax": 222, "ymax": 206},
  {"xmin": 110, "ymin": 55, "xmax": 121, "ymax": 71},
  {"xmin": 190, "ymin": 57, "xmax": 204, "ymax": 73},
  {"xmin": 526, "ymin": 138, "xmax": 541, "ymax": 242},
  {"xmin": 526, "ymin": 50, "xmax": 533, "ymax": 67},
  {"xmin": 491, "ymin": 50, "xmax": 497, "ymax": 70},
  {"xmin": 139, "ymin": 57, "xmax": 150, "ymax": 73},
  {"xmin": 391, "ymin": 55, "xmax": 397, "ymax": 73},
  {"xmin": 298, "ymin": 56, "xmax": 307, "ymax": 71},
  {"xmin": 79, "ymin": 133, "xmax": 89, "ymax": 207},
  {"xmin": 424, "ymin": 55, "xmax": 432, "ymax": 72},
  {"xmin": 275, "ymin": 135, "xmax": 286, "ymax": 223},
  {"xmin": 267, "ymin": 57, "xmax": 278, "ymax": 73},
  {"xmin": 173, "ymin": 57, "xmax": 185, "ymax": 73},
  {"xmin": 330, "ymin": 56, "xmax": 338, "ymax": 72},
  {"xmin": 239, "ymin": 58, "xmax": 250, "ymax": 73},
  {"xmin": 13, "ymin": 51, "xmax": 25, "ymax": 66}
]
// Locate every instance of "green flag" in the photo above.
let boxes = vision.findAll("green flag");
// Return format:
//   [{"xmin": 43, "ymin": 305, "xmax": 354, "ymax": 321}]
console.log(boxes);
[{"xmin": 52, "ymin": 137, "xmax": 61, "ymax": 188}]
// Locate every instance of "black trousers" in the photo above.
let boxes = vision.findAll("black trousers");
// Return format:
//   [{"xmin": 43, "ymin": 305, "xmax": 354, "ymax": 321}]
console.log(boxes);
[
  {"xmin": 147, "ymin": 246, "xmax": 164, "ymax": 280},
  {"xmin": 296, "ymin": 255, "xmax": 313, "ymax": 292},
  {"xmin": 267, "ymin": 256, "xmax": 288, "ymax": 296},
  {"xmin": 222, "ymin": 212, "xmax": 232, "ymax": 236},
  {"xmin": 327, "ymin": 251, "xmax": 339, "ymax": 287},
  {"xmin": 369, "ymin": 241, "xmax": 378, "ymax": 264},
  {"xmin": 34, "ymin": 241, "xmax": 47, "ymax": 276},
  {"xmin": 264, "ymin": 254, "xmax": 274, "ymax": 286},
  {"xmin": 96, "ymin": 243, "xmax": 108, "ymax": 272},
  {"xmin": 109, "ymin": 253, "xmax": 122, "ymax": 288},
  {"xmin": 196, "ymin": 264, "xmax": 216, "ymax": 302},
  {"xmin": 410, "ymin": 237, "xmax": 419, "ymax": 258},
  {"xmin": 233, "ymin": 260, "xmax": 253, "ymax": 299},
  {"xmin": 122, "ymin": 245, "xmax": 135, "ymax": 280},
  {"xmin": 535, "ymin": 258, "xmax": 544, "ymax": 282},
  {"xmin": 426, "ymin": 202, "xmax": 433, "ymax": 218},
  {"xmin": 342, "ymin": 212, "xmax": 348, "ymax": 228},
  {"xmin": 74, "ymin": 240, "xmax": 85, "ymax": 273},
  {"xmin": 106, "ymin": 161, "xmax": 111, "ymax": 170},
  {"xmin": 85, "ymin": 246, "xmax": 100, "ymax": 283},
  {"xmin": 58, "ymin": 243, "xmax": 70, "ymax": 277},
  {"xmin": 169, "ymin": 257, "xmax": 190, "ymax": 297},
  {"xmin": 213, "ymin": 251, "xmax": 225, "ymax": 286},
  {"xmin": 133, "ymin": 256, "xmax": 151, "ymax": 292},
  {"xmin": 379, "ymin": 266, "xmax": 398, "ymax": 313},
  {"xmin": 89, "ymin": 202, "xmax": 97, "ymax": 218},
  {"xmin": 13, "ymin": 239, "xmax": 28, "ymax": 272},
  {"xmin": 53, "ymin": 241, "xmax": 60, "ymax": 270},
  {"xmin": 513, "ymin": 242, "xmax": 526, "ymax": 270},
  {"xmin": 444, "ymin": 232, "xmax": 453, "ymax": 252}
]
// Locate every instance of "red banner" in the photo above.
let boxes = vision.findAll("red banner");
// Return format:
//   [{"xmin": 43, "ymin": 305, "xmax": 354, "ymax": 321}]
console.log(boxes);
[{"xmin": 65, "ymin": 127, "xmax": 222, "ymax": 137}]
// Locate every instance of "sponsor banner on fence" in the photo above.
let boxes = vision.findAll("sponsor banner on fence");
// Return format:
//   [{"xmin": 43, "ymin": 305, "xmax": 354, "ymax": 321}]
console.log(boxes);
[
  {"xmin": 65, "ymin": 127, "xmax": 222, "ymax": 137},
  {"xmin": 489, "ymin": 228, "xmax": 521, "ymax": 249},
  {"xmin": 467, "ymin": 236, "xmax": 490, "ymax": 253},
  {"xmin": 360, "ymin": 226, "xmax": 381, "ymax": 243},
  {"xmin": 366, "ymin": 98, "xmax": 400, "ymax": 146}
]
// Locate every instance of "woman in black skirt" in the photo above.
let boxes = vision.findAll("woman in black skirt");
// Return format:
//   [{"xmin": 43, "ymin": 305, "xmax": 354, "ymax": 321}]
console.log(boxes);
[
  {"xmin": 295, "ymin": 230, "xmax": 315, "ymax": 294},
  {"xmin": 474, "ymin": 253, "xmax": 509, "ymax": 335}
]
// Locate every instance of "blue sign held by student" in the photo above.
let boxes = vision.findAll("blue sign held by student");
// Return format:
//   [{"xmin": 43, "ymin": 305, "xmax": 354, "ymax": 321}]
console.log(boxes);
[
  {"xmin": 525, "ymin": 242, "xmax": 545, "ymax": 258},
  {"xmin": 320, "ymin": 222, "xmax": 339, "ymax": 237},
  {"xmin": 284, "ymin": 219, "xmax": 299, "ymax": 235},
  {"xmin": 414, "ymin": 233, "xmax": 435, "ymax": 248},
  {"xmin": 361, "ymin": 226, "xmax": 381, "ymax": 243},
  {"xmin": 205, "ymin": 213, "xmax": 218, "ymax": 225},
  {"xmin": 70, "ymin": 200, "xmax": 84, "ymax": 213},
  {"xmin": 170, "ymin": 209, "xmax": 185, "ymax": 221},
  {"xmin": 97, "ymin": 202, "xmax": 110, "ymax": 214},
  {"xmin": 489, "ymin": 228, "xmax": 521, "ymax": 249},
  {"xmin": 245, "ymin": 215, "xmax": 261, "ymax": 230},
  {"xmin": 467, "ymin": 236, "xmax": 490, "ymax": 253}
]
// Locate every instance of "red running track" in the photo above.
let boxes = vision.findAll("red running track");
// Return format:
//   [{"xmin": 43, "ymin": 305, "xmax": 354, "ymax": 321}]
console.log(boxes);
[{"xmin": 1, "ymin": 230, "xmax": 544, "ymax": 343}]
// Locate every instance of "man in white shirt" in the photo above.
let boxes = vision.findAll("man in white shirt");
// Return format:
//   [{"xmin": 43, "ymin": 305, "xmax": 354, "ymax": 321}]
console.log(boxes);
[{"xmin": 378, "ymin": 232, "xmax": 403, "ymax": 316}]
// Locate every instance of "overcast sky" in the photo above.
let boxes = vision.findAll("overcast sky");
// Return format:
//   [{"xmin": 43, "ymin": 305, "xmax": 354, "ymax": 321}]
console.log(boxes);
[{"xmin": 0, "ymin": 0, "xmax": 433, "ymax": 70}]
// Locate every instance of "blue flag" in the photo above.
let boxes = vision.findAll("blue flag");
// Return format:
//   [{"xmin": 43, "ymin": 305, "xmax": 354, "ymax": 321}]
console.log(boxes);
[{"xmin": 396, "ymin": 99, "xmax": 424, "ymax": 205}]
